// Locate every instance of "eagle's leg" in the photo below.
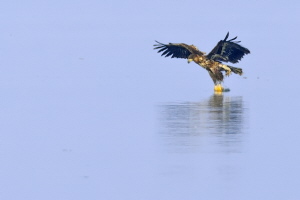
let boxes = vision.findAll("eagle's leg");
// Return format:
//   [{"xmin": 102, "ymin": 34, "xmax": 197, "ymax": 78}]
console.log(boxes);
[
  {"xmin": 208, "ymin": 71, "xmax": 224, "ymax": 92},
  {"xmin": 219, "ymin": 64, "xmax": 232, "ymax": 76}
]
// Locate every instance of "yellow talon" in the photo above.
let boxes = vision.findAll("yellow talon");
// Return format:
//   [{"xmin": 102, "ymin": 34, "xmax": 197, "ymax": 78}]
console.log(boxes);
[{"xmin": 214, "ymin": 84, "xmax": 224, "ymax": 92}]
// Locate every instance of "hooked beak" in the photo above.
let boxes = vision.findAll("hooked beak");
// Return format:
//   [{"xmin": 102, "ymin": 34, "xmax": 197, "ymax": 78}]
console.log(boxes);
[{"xmin": 187, "ymin": 58, "xmax": 193, "ymax": 63}]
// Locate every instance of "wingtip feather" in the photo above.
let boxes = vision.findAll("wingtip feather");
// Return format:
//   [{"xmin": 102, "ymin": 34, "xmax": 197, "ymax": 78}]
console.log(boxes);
[{"xmin": 224, "ymin": 32, "xmax": 229, "ymax": 41}]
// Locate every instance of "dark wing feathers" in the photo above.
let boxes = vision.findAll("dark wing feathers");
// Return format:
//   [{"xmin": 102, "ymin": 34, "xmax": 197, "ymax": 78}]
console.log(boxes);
[
  {"xmin": 154, "ymin": 41, "xmax": 202, "ymax": 59},
  {"xmin": 207, "ymin": 32, "xmax": 250, "ymax": 64},
  {"xmin": 154, "ymin": 33, "xmax": 250, "ymax": 63}
]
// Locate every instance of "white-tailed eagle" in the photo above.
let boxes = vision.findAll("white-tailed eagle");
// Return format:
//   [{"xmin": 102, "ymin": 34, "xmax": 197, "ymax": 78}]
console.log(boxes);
[{"xmin": 154, "ymin": 32, "xmax": 250, "ymax": 92}]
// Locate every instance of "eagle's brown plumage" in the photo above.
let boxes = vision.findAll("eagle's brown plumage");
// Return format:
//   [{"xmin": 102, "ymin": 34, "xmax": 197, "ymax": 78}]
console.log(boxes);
[{"xmin": 154, "ymin": 32, "xmax": 250, "ymax": 86}]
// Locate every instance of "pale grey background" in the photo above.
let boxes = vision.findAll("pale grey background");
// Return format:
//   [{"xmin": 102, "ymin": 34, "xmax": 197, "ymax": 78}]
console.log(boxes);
[{"xmin": 1, "ymin": 0, "xmax": 300, "ymax": 199}]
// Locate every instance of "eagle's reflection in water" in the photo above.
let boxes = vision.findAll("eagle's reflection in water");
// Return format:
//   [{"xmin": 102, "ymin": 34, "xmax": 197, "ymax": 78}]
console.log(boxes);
[{"xmin": 158, "ymin": 94, "xmax": 247, "ymax": 153}]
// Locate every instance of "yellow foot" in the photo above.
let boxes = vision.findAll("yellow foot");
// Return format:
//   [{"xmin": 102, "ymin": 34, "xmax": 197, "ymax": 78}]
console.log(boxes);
[{"xmin": 214, "ymin": 84, "xmax": 224, "ymax": 92}]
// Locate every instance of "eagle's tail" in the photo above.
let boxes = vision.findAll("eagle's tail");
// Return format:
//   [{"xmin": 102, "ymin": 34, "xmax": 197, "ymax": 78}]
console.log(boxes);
[{"xmin": 228, "ymin": 66, "xmax": 243, "ymax": 76}]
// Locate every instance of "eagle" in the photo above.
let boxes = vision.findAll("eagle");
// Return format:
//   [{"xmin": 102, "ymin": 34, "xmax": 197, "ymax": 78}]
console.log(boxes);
[{"xmin": 153, "ymin": 32, "xmax": 250, "ymax": 92}]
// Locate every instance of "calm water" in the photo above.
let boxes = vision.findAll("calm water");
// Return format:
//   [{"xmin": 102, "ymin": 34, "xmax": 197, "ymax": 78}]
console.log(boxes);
[
  {"xmin": 158, "ymin": 95, "xmax": 247, "ymax": 154},
  {"xmin": 154, "ymin": 94, "xmax": 248, "ymax": 199},
  {"xmin": 152, "ymin": 87, "xmax": 300, "ymax": 200}
]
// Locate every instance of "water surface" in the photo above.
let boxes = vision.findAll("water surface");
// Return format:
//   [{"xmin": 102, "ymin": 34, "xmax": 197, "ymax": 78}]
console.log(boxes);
[{"xmin": 158, "ymin": 94, "xmax": 247, "ymax": 154}]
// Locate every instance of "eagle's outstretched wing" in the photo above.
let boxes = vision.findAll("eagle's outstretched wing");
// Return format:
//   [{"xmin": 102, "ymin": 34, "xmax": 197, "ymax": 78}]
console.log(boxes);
[
  {"xmin": 154, "ymin": 41, "xmax": 204, "ymax": 59},
  {"xmin": 207, "ymin": 32, "xmax": 250, "ymax": 64}
]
